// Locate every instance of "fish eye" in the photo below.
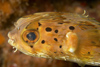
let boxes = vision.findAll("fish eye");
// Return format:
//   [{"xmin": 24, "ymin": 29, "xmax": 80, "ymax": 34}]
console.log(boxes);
[
  {"xmin": 22, "ymin": 30, "xmax": 39, "ymax": 43},
  {"xmin": 27, "ymin": 32, "xmax": 36, "ymax": 40}
]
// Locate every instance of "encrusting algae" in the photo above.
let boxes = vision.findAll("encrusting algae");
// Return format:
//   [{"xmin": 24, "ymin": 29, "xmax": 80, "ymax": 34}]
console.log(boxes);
[{"xmin": 8, "ymin": 12, "xmax": 100, "ymax": 66}]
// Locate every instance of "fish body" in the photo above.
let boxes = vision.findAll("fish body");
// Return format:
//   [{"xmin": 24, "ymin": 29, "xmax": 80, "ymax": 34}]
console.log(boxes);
[{"xmin": 8, "ymin": 12, "xmax": 100, "ymax": 66}]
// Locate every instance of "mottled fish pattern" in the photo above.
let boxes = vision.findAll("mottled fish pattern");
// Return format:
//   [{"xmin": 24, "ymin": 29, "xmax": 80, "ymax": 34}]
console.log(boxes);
[{"xmin": 8, "ymin": 12, "xmax": 100, "ymax": 66}]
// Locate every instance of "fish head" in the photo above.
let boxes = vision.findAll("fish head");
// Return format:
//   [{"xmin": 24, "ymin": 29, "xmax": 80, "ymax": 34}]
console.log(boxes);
[{"xmin": 8, "ymin": 14, "xmax": 41, "ymax": 56}]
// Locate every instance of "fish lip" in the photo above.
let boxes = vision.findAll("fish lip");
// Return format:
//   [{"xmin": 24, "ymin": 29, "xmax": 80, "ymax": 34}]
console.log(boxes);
[
  {"xmin": 8, "ymin": 39, "xmax": 15, "ymax": 46},
  {"xmin": 8, "ymin": 39, "xmax": 19, "ymax": 53},
  {"xmin": 8, "ymin": 32, "xmax": 11, "ymax": 38}
]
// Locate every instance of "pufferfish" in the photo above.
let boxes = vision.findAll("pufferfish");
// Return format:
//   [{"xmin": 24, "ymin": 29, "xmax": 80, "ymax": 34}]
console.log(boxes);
[{"xmin": 8, "ymin": 12, "xmax": 100, "ymax": 66}]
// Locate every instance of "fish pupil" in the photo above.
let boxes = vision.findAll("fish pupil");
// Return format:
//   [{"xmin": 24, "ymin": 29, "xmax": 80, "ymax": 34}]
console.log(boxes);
[{"xmin": 27, "ymin": 32, "xmax": 36, "ymax": 40}]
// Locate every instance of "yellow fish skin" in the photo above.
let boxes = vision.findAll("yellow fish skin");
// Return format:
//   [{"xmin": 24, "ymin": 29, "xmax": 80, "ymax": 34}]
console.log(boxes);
[{"xmin": 8, "ymin": 12, "xmax": 100, "ymax": 66}]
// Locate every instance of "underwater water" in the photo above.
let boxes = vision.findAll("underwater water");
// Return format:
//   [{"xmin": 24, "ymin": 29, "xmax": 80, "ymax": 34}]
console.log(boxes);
[{"xmin": 0, "ymin": 0, "xmax": 100, "ymax": 67}]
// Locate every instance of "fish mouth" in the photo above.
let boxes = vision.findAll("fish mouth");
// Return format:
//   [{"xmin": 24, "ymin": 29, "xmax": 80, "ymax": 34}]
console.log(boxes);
[
  {"xmin": 8, "ymin": 31, "xmax": 16, "ymax": 46},
  {"xmin": 8, "ymin": 39, "xmax": 15, "ymax": 46},
  {"xmin": 8, "ymin": 39, "xmax": 18, "ymax": 53}
]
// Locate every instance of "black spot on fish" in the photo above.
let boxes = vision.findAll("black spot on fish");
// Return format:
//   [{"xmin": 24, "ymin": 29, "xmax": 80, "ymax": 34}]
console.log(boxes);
[
  {"xmin": 41, "ymin": 40, "xmax": 45, "ymax": 44},
  {"xmin": 54, "ymin": 38, "xmax": 58, "ymax": 41},
  {"xmin": 69, "ymin": 26, "xmax": 75, "ymax": 30},
  {"xmin": 38, "ymin": 23, "xmax": 41, "ymax": 26},
  {"xmin": 59, "ymin": 45, "xmax": 62, "ymax": 48},
  {"xmin": 46, "ymin": 27, "xmax": 52, "ymax": 32},
  {"xmin": 30, "ymin": 45, "xmax": 33, "ymax": 48},
  {"xmin": 55, "ymin": 30, "xmax": 58, "ymax": 33},
  {"xmin": 88, "ymin": 52, "xmax": 90, "ymax": 54}
]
